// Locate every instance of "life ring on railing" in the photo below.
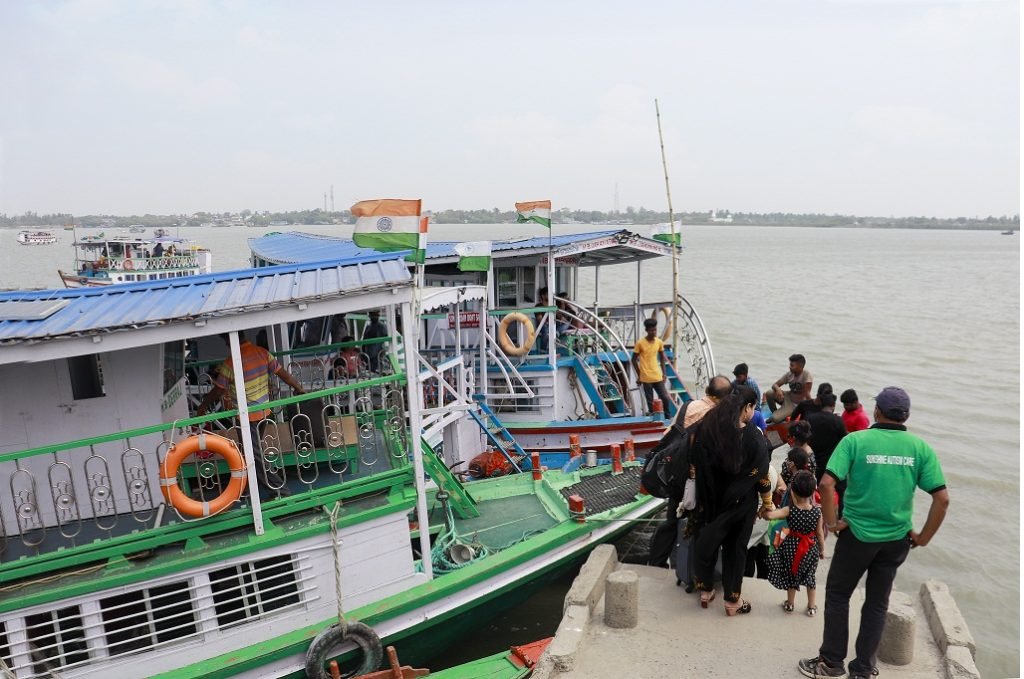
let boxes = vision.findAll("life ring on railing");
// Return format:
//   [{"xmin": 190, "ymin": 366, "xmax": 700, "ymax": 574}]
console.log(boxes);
[
  {"xmin": 498, "ymin": 312, "xmax": 536, "ymax": 356},
  {"xmin": 652, "ymin": 307, "xmax": 673, "ymax": 342},
  {"xmin": 123, "ymin": 259, "xmax": 134, "ymax": 271},
  {"xmin": 160, "ymin": 433, "xmax": 247, "ymax": 518},
  {"xmin": 304, "ymin": 621, "xmax": 383, "ymax": 679}
]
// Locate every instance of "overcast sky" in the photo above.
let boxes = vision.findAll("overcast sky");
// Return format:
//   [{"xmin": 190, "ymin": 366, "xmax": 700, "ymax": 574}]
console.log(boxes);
[{"xmin": 0, "ymin": 0, "xmax": 1018, "ymax": 218}]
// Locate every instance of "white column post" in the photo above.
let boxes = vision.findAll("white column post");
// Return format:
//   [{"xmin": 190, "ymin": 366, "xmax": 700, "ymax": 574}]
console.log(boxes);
[
  {"xmin": 229, "ymin": 330, "xmax": 265, "ymax": 535},
  {"xmin": 402, "ymin": 299, "xmax": 433, "ymax": 579},
  {"xmin": 547, "ymin": 252, "xmax": 558, "ymax": 415}
]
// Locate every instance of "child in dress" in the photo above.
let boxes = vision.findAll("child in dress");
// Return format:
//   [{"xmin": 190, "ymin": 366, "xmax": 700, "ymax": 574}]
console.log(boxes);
[{"xmin": 761, "ymin": 470, "xmax": 825, "ymax": 616}]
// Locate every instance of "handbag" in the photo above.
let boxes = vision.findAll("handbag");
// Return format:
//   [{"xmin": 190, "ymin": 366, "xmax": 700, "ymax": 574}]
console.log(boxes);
[{"xmin": 680, "ymin": 475, "xmax": 696, "ymax": 511}]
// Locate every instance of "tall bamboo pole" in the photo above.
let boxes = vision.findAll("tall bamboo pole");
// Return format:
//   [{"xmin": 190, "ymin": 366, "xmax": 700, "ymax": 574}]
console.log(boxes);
[{"xmin": 654, "ymin": 99, "xmax": 680, "ymax": 376}]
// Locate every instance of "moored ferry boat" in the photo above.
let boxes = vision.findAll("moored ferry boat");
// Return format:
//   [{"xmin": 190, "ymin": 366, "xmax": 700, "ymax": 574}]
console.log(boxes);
[
  {"xmin": 57, "ymin": 232, "xmax": 213, "ymax": 287},
  {"xmin": 0, "ymin": 253, "xmax": 662, "ymax": 678},
  {"xmin": 16, "ymin": 230, "xmax": 57, "ymax": 245}
]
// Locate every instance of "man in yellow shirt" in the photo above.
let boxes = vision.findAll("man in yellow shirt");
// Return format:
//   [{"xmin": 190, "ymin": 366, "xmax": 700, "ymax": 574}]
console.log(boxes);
[{"xmin": 632, "ymin": 318, "xmax": 673, "ymax": 415}]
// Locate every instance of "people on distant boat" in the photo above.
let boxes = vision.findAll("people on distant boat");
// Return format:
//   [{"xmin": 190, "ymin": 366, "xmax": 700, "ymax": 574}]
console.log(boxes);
[
  {"xmin": 803, "ymin": 392, "xmax": 848, "ymax": 483},
  {"xmin": 731, "ymin": 363, "xmax": 761, "ymax": 405},
  {"xmin": 631, "ymin": 318, "xmax": 674, "ymax": 416},
  {"xmin": 798, "ymin": 386, "xmax": 949, "ymax": 679},
  {"xmin": 839, "ymin": 388, "xmax": 870, "ymax": 433},
  {"xmin": 165, "ymin": 245, "xmax": 176, "ymax": 257},
  {"xmin": 791, "ymin": 382, "xmax": 833, "ymax": 421},
  {"xmin": 143, "ymin": 249, "xmax": 151, "ymax": 259},
  {"xmin": 362, "ymin": 310, "xmax": 388, "ymax": 372},
  {"xmin": 196, "ymin": 331, "xmax": 306, "ymax": 500},
  {"xmin": 690, "ymin": 386, "xmax": 773, "ymax": 616},
  {"xmin": 152, "ymin": 241, "xmax": 164, "ymax": 258},
  {"xmin": 761, "ymin": 470, "xmax": 825, "ymax": 617},
  {"xmin": 767, "ymin": 353, "xmax": 813, "ymax": 423}
]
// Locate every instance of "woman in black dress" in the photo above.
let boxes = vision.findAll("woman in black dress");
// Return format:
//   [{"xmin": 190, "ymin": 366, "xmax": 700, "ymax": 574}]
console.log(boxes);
[{"xmin": 690, "ymin": 386, "xmax": 774, "ymax": 615}]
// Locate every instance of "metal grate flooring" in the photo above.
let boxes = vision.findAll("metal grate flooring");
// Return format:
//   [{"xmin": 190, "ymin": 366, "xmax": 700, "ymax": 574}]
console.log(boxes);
[{"xmin": 559, "ymin": 467, "xmax": 643, "ymax": 515}]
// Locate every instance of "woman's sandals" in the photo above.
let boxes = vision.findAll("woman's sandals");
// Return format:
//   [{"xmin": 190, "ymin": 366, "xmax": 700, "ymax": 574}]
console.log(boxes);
[{"xmin": 806, "ymin": 606, "xmax": 818, "ymax": 617}]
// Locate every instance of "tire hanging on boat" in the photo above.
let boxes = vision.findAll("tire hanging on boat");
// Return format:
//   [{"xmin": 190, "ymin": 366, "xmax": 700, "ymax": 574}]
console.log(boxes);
[
  {"xmin": 159, "ymin": 433, "xmax": 247, "ymax": 518},
  {"xmin": 304, "ymin": 621, "xmax": 383, "ymax": 679},
  {"xmin": 498, "ymin": 312, "xmax": 536, "ymax": 356}
]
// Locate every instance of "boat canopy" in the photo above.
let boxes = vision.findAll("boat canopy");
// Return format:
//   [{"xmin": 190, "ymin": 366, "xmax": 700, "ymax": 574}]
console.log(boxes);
[
  {"xmin": 249, "ymin": 229, "xmax": 676, "ymax": 268},
  {"xmin": 0, "ymin": 253, "xmax": 412, "ymax": 362}
]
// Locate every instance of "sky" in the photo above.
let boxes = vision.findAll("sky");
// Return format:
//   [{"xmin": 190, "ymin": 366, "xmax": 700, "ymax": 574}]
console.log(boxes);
[{"xmin": 0, "ymin": 0, "xmax": 1019, "ymax": 218}]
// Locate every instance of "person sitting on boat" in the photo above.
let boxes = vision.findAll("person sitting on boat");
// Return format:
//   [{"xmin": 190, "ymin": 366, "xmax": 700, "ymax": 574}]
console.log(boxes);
[
  {"xmin": 195, "ymin": 331, "xmax": 306, "ymax": 500},
  {"xmin": 331, "ymin": 337, "xmax": 365, "ymax": 379},
  {"xmin": 632, "ymin": 318, "xmax": 674, "ymax": 416},
  {"xmin": 165, "ymin": 245, "xmax": 176, "ymax": 257},
  {"xmin": 791, "ymin": 382, "xmax": 833, "ymax": 421},
  {"xmin": 731, "ymin": 363, "xmax": 762, "ymax": 406},
  {"xmin": 766, "ymin": 353, "xmax": 813, "ymax": 424},
  {"xmin": 153, "ymin": 241, "xmax": 164, "ymax": 258}
]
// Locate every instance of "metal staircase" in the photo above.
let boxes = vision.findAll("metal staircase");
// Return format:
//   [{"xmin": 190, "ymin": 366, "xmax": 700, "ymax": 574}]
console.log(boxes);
[{"xmin": 468, "ymin": 396, "xmax": 526, "ymax": 473}]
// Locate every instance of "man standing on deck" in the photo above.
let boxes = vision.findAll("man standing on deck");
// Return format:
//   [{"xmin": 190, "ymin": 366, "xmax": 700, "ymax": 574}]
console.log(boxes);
[
  {"xmin": 804, "ymin": 392, "xmax": 848, "ymax": 482},
  {"xmin": 632, "ymin": 318, "xmax": 674, "ymax": 416},
  {"xmin": 362, "ymin": 310, "xmax": 389, "ymax": 372},
  {"xmin": 797, "ymin": 387, "xmax": 949, "ymax": 679},
  {"xmin": 197, "ymin": 332, "xmax": 306, "ymax": 499},
  {"xmin": 767, "ymin": 353, "xmax": 813, "ymax": 424}
]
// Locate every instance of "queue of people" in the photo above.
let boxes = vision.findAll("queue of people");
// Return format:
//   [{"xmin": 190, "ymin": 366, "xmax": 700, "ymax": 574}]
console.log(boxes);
[{"xmin": 644, "ymin": 351, "xmax": 949, "ymax": 679}]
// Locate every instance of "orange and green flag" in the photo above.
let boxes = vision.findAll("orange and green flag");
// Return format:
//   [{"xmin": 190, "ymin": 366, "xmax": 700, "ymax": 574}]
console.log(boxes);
[
  {"xmin": 515, "ymin": 200, "xmax": 552, "ymax": 229},
  {"xmin": 352, "ymin": 199, "xmax": 423, "ymax": 252}
]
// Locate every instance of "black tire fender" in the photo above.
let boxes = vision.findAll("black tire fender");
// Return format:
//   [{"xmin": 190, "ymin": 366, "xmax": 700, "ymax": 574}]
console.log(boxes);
[{"xmin": 304, "ymin": 621, "xmax": 383, "ymax": 679}]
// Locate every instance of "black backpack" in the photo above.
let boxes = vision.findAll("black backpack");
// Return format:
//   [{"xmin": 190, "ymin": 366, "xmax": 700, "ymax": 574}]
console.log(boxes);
[{"xmin": 640, "ymin": 401, "xmax": 694, "ymax": 499}]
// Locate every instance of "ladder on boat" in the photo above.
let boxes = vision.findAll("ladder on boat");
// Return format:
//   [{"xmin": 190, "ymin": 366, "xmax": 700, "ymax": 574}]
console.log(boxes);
[
  {"xmin": 469, "ymin": 396, "xmax": 526, "ymax": 474},
  {"xmin": 663, "ymin": 356, "xmax": 690, "ymax": 410},
  {"xmin": 420, "ymin": 438, "xmax": 480, "ymax": 519},
  {"xmin": 583, "ymin": 355, "xmax": 629, "ymax": 416}
]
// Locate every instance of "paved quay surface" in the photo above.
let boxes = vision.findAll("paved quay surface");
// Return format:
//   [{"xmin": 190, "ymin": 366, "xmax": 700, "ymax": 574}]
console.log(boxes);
[{"xmin": 532, "ymin": 545, "xmax": 978, "ymax": 679}]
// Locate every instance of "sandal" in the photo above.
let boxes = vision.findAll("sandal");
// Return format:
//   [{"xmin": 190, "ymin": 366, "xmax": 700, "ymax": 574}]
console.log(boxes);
[
  {"xmin": 699, "ymin": 590, "xmax": 716, "ymax": 608},
  {"xmin": 724, "ymin": 599, "xmax": 752, "ymax": 616},
  {"xmin": 806, "ymin": 606, "xmax": 818, "ymax": 617},
  {"xmin": 782, "ymin": 601, "xmax": 794, "ymax": 613}
]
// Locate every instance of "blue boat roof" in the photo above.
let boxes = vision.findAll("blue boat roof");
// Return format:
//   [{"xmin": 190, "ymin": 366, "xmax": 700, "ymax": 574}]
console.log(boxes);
[
  {"xmin": 248, "ymin": 230, "xmax": 637, "ymax": 266},
  {"xmin": 0, "ymin": 253, "xmax": 411, "ymax": 346}
]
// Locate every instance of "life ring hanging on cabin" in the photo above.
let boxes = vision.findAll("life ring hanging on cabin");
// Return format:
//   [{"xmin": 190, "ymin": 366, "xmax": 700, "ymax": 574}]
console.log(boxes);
[
  {"xmin": 653, "ymin": 307, "xmax": 673, "ymax": 342},
  {"xmin": 160, "ymin": 433, "xmax": 247, "ymax": 518},
  {"xmin": 498, "ymin": 312, "xmax": 536, "ymax": 357}
]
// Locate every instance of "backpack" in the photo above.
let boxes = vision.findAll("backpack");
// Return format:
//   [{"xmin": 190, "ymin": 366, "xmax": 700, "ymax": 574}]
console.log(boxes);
[{"xmin": 640, "ymin": 401, "xmax": 695, "ymax": 499}]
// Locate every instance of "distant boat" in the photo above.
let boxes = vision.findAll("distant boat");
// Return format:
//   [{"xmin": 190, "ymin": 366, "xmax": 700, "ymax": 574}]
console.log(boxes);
[
  {"xmin": 58, "ymin": 232, "xmax": 212, "ymax": 288},
  {"xmin": 128, "ymin": 225, "xmax": 146, "ymax": 233},
  {"xmin": 1001, "ymin": 228, "xmax": 1016, "ymax": 235},
  {"xmin": 16, "ymin": 230, "xmax": 57, "ymax": 245}
]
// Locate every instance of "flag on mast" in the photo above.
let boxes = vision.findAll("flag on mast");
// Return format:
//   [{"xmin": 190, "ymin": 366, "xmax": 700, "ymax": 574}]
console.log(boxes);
[
  {"xmin": 454, "ymin": 240, "xmax": 492, "ymax": 272},
  {"xmin": 515, "ymin": 200, "xmax": 552, "ymax": 229},
  {"xmin": 405, "ymin": 216, "xmax": 429, "ymax": 264},
  {"xmin": 650, "ymin": 221, "xmax": 682, "ymax": 246},
  {"xmin": 352, "ymin": 199, "xmax": 423, "ymax": 251}
]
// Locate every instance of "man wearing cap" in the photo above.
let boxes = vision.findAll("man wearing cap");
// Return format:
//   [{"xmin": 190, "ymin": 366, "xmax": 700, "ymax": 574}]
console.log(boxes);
[
  {"xmin": 632, "ymin": 318, "xmax": 674, "ymax": 416},
  {"xmin": 798, "ymin": 387, "xmax": 949, "ymax": 679}
]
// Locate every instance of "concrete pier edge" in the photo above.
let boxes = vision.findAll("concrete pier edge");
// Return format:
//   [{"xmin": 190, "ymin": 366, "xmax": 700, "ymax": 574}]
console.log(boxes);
[{"xmin": 533, "ymin": 549, "xmax": 981, "ymax": 679}]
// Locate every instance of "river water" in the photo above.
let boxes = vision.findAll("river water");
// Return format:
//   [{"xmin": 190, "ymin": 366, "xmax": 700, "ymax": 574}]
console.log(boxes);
[{"xmin": 1, "ymin": 223, "xmax": 1018, "ymax": 677}]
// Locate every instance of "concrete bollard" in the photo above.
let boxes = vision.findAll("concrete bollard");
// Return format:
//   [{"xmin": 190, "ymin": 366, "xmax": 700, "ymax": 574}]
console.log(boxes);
[
  {"xmin": 652, "ymin": 398, "xmax": 665, "ymax": 421},
  {"xmin": 611, "ymin": 444, "xmax": 623, "ymax": 475},
  {"xmin": 569, "ymin": 434, "xmax": 582, "ymax": 458},
  {"xmin": 604, "ymin": 570, "xmax": 639, "ymax": 629},
  {"xmin": 531, "ymin": 452, "xmax": 542, "ymax": 481},
  {"xmin": 878, "ymin": 591, "xmax": 915, "ymax": 665},
  {"xmin": 623, "ymin": 438, "xmax": 635, "ymax": 461}
]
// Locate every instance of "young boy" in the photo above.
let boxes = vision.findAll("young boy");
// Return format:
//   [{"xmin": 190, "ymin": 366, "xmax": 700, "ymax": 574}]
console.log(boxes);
[{"xmin": 631, "ymin": 318, "xmax": 673, "ymax": 415}]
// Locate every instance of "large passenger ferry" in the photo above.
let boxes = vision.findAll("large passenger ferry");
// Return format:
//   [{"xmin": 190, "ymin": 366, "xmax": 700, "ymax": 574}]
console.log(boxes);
[{"xmin": 57, "ymin": 232, "xmax": 213, "ymax": 288}]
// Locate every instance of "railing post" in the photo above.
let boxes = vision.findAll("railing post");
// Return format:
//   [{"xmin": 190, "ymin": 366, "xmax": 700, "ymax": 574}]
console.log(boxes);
[{"xmin": 228, "ymin": 331, "xmax": 265, "ymax": 536}]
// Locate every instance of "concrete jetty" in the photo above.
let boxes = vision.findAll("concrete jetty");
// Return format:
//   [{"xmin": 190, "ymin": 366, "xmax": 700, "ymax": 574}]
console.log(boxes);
[{"xmin": 532, "ymin": 545, "xmax": 979, "ymax": 679}]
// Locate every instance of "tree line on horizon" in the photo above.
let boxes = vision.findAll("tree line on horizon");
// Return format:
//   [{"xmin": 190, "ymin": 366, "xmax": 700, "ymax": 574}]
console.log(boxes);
[{"xmin": 0, "ymin": 208, "xmax": 1018, "ymax": 230}]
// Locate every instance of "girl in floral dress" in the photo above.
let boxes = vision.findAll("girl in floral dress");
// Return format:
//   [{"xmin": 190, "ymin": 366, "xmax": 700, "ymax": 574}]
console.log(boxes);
[{"xmin": 761, "ymin": 470, "xmax": 825, "ymax": 616}]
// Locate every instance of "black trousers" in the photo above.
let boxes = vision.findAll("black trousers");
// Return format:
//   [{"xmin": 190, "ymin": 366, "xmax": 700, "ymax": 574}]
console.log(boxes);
[
  {"xmin": 641, "ymin": 380, "xmax": 673, "ymax": 415},
  {"xmin": 819, "ymin": 529, "xmax": 911, "ymax": 673},
  {"xmin": 648, "ymin": 488, "xmax": 683, "ymax": 568},
  {"xmin": 693, "ymin": 498, "xmax": 757, "ymax": 601}
]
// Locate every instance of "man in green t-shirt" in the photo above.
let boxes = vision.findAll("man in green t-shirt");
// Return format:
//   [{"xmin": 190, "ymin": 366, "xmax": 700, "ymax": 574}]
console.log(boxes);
[{"xmin": 798, "ymin": 387, "xmax": 949, "ymax": 679}]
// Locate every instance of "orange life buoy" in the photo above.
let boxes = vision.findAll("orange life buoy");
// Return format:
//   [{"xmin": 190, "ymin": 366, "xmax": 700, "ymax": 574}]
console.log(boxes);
[
  {"xmin": 160, "ymin": 433, "xmax": 247, "ymax": 518},
  {"xmin": 498, "ymin": 312, "xmax": 536, "ymax": 356},
  {"xmin": 123, "ymin": 259, "xmax": 134, "ymax": 271}
]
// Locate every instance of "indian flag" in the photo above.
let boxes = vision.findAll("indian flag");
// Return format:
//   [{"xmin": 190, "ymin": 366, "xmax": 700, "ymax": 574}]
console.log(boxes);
[
  {"xmin": 515, "ymin": 200, "xmax": 552, "ymax": 229},
  {"xmin": 405, "ymin": 216, "xmax": 429, "ymax": 264},
  {"xmin": 454, "ymin": 240, "xmax": 492, "ymax": 272},
  {"xmin": 352, "ymin": 199, "xmax": 422, "ymax": 251},
  {"xmin": 650, "ymin": 222, "xmax": 682, "ymax": 246}
]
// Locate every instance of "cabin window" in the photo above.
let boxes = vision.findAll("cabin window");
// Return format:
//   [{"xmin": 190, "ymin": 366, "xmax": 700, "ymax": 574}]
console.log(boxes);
[
  {"xmin": 163, "ymin": 341, "xmax": 186, "ymax": 393},
  {"xmin": 25, "ymin": 606, "xmax": 89, "ymax": 674},
  {"xmin": 209, "ymin": 554, "xmax": 301, "ymax": 628},
  {"xmin": 0, "ymin": 621, "xmax": 11, "ymax": 670},
  {"xmin": 100, "ymin": 582, "xmax": 197, "ymax": 655},
  {"xmin": 68, "ymin": 354, "xmax": 105, "ymax": 400}
]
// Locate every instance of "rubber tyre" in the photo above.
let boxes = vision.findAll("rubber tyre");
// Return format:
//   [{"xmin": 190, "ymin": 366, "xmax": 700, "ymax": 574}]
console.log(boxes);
[{"xmin": 304, "ymin": 621, "xmax": 383, "ymax": 679}]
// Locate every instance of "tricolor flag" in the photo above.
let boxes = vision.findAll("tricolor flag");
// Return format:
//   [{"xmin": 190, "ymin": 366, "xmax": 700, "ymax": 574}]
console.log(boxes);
[
  {"xmin": 650, "ymin": 222, "xmax": 682, "ymax": 246},
  {"xmin": 405, "ymin": 216, "xmax": 429, "ymax": 264},
  {"xmin": 515, "ymin": 200, "xmax": 552, "ymax": 229},
  {"xmin": 454, "ymin": 240, "xmax": 492, "ymax": 272},
  {"xmin": 352, "ymin": 199, "xmax": 423, "ymax": 252}
]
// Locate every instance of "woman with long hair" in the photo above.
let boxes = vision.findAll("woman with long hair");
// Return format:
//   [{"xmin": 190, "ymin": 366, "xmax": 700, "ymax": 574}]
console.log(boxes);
[{"xmin": 691, "ymin": 385, "xmax": 774, "ymax": 615}]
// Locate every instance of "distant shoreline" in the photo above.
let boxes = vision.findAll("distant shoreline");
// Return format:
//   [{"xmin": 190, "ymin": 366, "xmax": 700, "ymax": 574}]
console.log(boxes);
[{"xmin": 2, "ymin": 223, "xmax": 1015, "ymax": 232}]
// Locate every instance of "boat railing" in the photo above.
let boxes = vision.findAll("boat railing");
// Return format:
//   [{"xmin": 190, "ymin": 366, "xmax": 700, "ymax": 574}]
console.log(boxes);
[
  {"xmin": 0, "ymin": 374, "xmax": 411, "ymax": 580},
  {"xmin": 104, "ymin": 255, "xmax": 199, "ymax": 272},
  {"xmin": 478, "ymin": 309, "xmax": 544, "ymax": 413}
]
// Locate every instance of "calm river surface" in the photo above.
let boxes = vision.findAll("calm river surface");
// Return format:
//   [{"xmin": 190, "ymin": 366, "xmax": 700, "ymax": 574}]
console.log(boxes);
[{"xmin": 1, "ymin": 223, "xmax": 1018, "ymax": 677}]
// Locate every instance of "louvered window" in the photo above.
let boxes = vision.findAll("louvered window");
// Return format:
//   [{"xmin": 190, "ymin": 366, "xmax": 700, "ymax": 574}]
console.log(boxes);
[
  {"xmin": 0, "ymin": 621, "xmax": 11, "ymax": 671},
  {"xmin": 25, "ymin": 606, "xmax": 89, "ymax": 675},
  {"xmin": 210, "ymin": 554, "xmax": 301, "ymax": 628},
  {"xmin": 100, "ymin": 581, "xmax": 197, "ymax": 655}
]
